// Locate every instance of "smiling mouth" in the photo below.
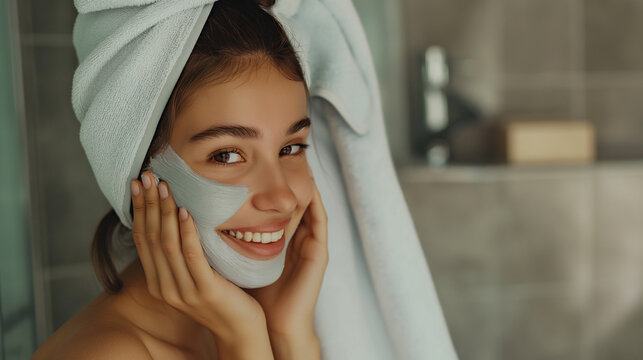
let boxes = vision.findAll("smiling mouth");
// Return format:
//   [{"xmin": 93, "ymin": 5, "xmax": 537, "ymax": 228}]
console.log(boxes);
[
  {"xmin": 221, "ymin": 228, "xmax": 285, "ymax": 244},
  {"xmin": 219, "ymin": 227, "xmax": 287, "ymax": 259}
]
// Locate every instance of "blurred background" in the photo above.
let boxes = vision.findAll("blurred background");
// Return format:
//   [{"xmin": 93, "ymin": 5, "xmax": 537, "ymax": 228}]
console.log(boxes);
[{"xmin": 2, "ymin": 0, "xmax": 643, "ymax": 359}]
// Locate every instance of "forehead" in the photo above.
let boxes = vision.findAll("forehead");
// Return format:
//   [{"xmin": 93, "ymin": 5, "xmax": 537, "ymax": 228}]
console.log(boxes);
[{"xmin": 173, "ymin": 63, "xmax": 308, "ymax": 140}]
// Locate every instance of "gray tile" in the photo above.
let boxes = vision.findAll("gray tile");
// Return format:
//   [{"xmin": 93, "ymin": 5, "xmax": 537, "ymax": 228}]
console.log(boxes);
[
  {"xmin": 496, "ymin": 174, "xmax": 592, "ymax": 286},
  {"xmin": 50, "ymin": 274, "xmax": 102, "ymax": 331},
  {"xmin": 43, "ymin": 186, "xmax": 111, "ymax": 267},
  {"xmin": 591, "ymin": 167, "xmax": 643, "ymax": 360},
  {"xmin": 585, "ymin": 86, "xmax": 643, "ymax": 160},
  {"xmin": 27, "ymin": 0, "xmax": 77, "ymax": 34},
  {"xmin": 31, "ymin": 100, "xmax": 110, "ymax": 266},
  {"xmin": 441, "ymin": 298, "xmax": 500, "ymax": 360},
  {"xmin": 501, "ymin": 86, "xmax": 573, "ymax": 118},
  {"xmin": 21, "ymin": 44, "xmax": 108, "ymax": 266},
  {"xmin": 32, "ymin": 45, "xmax": 78, "ymax": 122},
  {"xmin": 502, "ymin": 0, "xmax": 574, "ymax": 74},
  {"xmin": 38, "ymin": 129, "xmax": 111, "ymax": 266},
  {"xmin": 593, "ymin": 171, "xmax": 643, "ymax": 285},
  {"xmin": 586, "ymin": 0, "xmax": 643, "ymax": 72},
  {"xmin": 499, "ymin": 292, "xmax": 583, "ymax": 360},
  {"xmin": 16, "ymin": 0, "xmax": 33, "ymax": 35},
  {"xmin": 592, "ymin": 283, "xmax": 643, "ymax": 360},
  {"xmin": 401, "ymin": 181, "xmax": 501, "ymax": 300},
  {"xmin": 402, "ymin": 0, "xmax": 500, "ymax": 53}
]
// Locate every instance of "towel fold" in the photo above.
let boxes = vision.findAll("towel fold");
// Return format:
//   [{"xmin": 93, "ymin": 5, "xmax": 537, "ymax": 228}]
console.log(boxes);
[{"xmin": 72, "ymin": 0, "xmax": 457, "ymax": 358}]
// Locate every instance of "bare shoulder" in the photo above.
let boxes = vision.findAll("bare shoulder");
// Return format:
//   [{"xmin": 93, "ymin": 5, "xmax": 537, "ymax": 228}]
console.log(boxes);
[
  {"xmin": 33, "ymin": 326, "xmax": 152, "ymax": 360},
  {"xmin": 32, "ymin": 295, "xmax": 151, "ymax": 360}
]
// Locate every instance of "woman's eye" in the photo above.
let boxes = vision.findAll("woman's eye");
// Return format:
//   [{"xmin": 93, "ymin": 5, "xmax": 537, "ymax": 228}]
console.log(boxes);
[
  {"xmin": 280, "ymin": 143, "xmax": 309, "ymax": 156},
  {"xmin": 209, "ymin": 143, "xmax": 309, "ymax": 166},
  {"xmin": 209, "ymin": 150, "xmax": 243, "ymax": 165}
]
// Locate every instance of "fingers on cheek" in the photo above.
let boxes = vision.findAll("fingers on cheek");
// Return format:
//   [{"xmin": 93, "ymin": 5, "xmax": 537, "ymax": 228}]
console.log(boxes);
[
  {"xmin": 130, "ymin": 179, "xmax": 162, "ymax": 297},
  {"xmin": 305, "ymin": 179, "xmax": 315, "ymax": 206},
  {"xmin": 306, "ymin": 192, "xmax": 314, "ymax": 211}
]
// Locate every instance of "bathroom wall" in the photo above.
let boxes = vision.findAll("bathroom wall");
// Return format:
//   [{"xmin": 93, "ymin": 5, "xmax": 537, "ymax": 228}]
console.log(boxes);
[
  {"xmin": 16, "ymin": 0, "xmax": 108, "ymax": 343},
  {"xmin": 400, "ymin": 164, "xmax": 643, "ymax": 360},
  {"xmin": 389, "ymin": 0, "xmax": 643, "ymax": 359},
  {"xmin": 396, "ymin": 0, "xmax": 643, "ymax": 164}
]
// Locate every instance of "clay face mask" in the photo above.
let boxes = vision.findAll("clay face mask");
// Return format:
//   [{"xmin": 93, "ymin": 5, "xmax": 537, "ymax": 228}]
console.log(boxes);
[{"xmin": 148, "ymin": 145, "xmax": 293, "ymax": 289}]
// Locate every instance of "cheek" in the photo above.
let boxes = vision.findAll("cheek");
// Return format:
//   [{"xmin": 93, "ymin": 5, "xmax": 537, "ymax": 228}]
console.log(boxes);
[
  {"xmin": 275, "ymin": 166, "xmax": 313, "ymax": 238},
  {"xmin": 283, "ymin": 167, "xmax": 313, "ymax": 233},
  {"xmin": 290, "ymin": 168, "xmax": 314, "ymax": 214}
]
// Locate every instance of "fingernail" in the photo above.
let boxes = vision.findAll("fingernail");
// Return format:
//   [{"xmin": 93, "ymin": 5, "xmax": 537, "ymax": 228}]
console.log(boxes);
[
  {"xmin": 179, "ymin": 208, "xmax": 188, "ymax": 221},
  {"xmin": 131, "ymin": 181, "xmax": 140, "ymax": 196},
  {"xmin": 159, "ymin": 182, "xmax": 168, "ymax": 200},
  {"xmin": 142, "ymin": 173, "xmax": 151, "ymax": 189}
]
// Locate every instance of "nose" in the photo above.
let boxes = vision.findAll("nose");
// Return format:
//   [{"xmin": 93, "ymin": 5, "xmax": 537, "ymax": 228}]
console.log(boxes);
[{"xmin": 250, "ymin": 161, "xmax": 298, "ymax": 214}]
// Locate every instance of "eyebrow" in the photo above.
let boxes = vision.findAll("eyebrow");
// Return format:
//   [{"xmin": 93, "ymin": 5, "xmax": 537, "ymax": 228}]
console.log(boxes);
[{"xmin": 189, "ymin": 117, "xmax": 311, "ymax": 143}]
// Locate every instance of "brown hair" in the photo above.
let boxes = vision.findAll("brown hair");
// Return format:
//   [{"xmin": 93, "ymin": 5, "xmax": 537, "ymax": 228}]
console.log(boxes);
[{"xmin": 92, "ymin": 0, "xmax": 308, "ymax": 293}]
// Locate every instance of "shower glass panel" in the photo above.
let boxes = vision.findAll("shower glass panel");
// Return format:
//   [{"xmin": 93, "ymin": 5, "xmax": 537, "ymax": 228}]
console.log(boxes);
[{"xmin": 0, "ymin": 1, "xmax": 37, "ymax": 358}]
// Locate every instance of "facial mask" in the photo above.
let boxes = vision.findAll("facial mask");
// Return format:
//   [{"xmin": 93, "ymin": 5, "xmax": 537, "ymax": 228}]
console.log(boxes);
[{"xmin": 148, "ymin": 145, "xmax": 293, "ymax": 289}]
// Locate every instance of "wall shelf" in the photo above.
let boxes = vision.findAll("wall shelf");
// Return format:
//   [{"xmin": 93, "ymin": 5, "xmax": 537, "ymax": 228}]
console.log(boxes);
[{"xmin": 396, "ymin": 160, "xmax": 643, "ymax": 183}]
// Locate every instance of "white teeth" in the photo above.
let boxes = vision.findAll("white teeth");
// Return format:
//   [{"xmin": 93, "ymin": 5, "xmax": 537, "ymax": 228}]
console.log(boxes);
[
  {"xmin": 224, "ymin": 228, "xmax": 284, "ymax": 244},
  {"xmin": 271, "ymin": 229, "xmax": 284, "ymax": 241}
]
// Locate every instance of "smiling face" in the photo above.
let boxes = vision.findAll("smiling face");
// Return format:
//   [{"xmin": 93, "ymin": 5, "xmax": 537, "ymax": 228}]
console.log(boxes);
[{"xmin": 167, "ymin": 62, "xmax": 314, "ymax": 261}]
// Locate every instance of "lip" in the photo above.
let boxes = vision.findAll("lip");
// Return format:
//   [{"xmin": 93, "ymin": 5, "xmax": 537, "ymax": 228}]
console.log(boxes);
[
  {"xmin": 221, "ymin": 218, "xmax": 290, "ymax": 233},
  {"xmin": 218, "ymin": 229, "xmax": 286, "ymax": 259}
]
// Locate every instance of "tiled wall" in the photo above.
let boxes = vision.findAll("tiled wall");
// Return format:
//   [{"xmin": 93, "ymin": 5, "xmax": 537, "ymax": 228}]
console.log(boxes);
[
  {"xmin": 400, "ymin": 165, "xmax": 643, "ymax": 360},
  {"xmin": 399, "ymin": 0, "xmax": 643, "ymax": 164},
  {"xmin": 17, "ymin": 0, "xmax": 108, "ymax": 341},
  {"xmin": 395, "ymin": 1, "xmax": 643, "ymax": 358}
]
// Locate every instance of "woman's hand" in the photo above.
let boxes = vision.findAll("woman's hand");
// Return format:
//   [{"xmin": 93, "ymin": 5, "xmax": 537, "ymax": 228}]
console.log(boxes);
[
  {"xmin": 244, "ymin": 178, "xmax": 328, "ymax": 359},
  {"xmin": 130, "ymin": 172, "xmax": 273, "ymax": 359}
]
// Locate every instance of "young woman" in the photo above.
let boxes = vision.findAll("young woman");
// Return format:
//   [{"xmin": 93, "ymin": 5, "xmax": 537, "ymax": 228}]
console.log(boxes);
[{"xmin": 33, "ymin": 0, "xmax": 327, "ymax": 358}]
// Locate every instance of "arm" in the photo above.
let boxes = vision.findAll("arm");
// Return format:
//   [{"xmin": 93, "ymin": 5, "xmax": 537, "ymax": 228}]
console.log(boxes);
[
  {"xmin": 213, "ymin": 320, "xmax": 275, "ymax": 360},
  {"xmin": 269, "ymin": 331, "xmax": 320, "ymax": 360}
]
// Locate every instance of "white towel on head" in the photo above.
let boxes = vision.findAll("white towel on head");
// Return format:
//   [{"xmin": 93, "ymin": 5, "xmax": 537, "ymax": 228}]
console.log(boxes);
[{"xmin": 71, "ymin": 0, "xmax": 457, "ymax": 359}]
